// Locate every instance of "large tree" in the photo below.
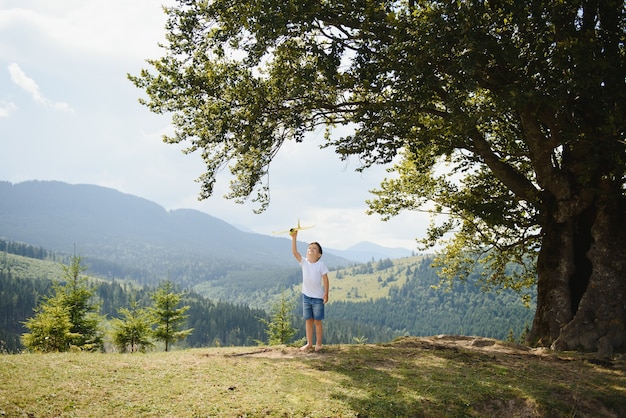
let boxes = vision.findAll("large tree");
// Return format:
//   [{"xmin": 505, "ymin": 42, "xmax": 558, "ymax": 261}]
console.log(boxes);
[{"xmin": 131, "ymin": 1, "xmax": 626, "ymax": 355}]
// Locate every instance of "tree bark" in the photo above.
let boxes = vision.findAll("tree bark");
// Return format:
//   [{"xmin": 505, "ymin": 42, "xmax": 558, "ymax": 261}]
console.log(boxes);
[{"xmin": 529, "ymin": 183, "xmax": 626, "ymax": 357}]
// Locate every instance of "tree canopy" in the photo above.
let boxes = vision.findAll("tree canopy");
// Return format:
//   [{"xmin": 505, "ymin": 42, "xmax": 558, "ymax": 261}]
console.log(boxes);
[{"xmin": 131, "ymin": 1, "xmax": 626, "ymax": 355}]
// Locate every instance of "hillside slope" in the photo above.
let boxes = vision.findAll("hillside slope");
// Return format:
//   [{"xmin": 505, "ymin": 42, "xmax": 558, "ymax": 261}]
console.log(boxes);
[{"xmin": 0, "ymin": 180, "xmax": 353, "ymax": 285}]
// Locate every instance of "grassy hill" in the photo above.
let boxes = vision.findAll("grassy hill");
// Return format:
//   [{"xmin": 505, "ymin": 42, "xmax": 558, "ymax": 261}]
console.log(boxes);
[
  {"xmin": 1, "ymin": 337, "xmax": 624, "ymax": 417},
  {"xmin": 0, "ymin": 250, "xmax": 63, "ymax": 282},
  {"xmin": 328, "ymin": 256, "xmax": 423, "ymax": 302},
  {"xmin": 190, "ymin": 256, "xmax": 418, "ymax": 307}
]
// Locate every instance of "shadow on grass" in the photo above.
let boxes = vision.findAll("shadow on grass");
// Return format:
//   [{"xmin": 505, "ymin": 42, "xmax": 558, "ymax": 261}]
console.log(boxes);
[{"xmin": 306, "ymin": 340, "xmax": 626, "ymax": 418}]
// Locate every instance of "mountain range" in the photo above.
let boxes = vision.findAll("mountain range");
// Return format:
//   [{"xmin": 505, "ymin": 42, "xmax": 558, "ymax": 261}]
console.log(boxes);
[
  {"xmin": 0, "ymin": 180, "xmax": 536, "ymax": 349},
  {"xmin": 0, "ymin": 181, "xmax": 412, "ymax": 280}
]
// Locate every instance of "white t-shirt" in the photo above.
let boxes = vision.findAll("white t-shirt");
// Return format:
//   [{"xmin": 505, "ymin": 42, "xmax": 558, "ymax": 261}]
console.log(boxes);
[{"xmin": 300, "ymin": 258, "xmax": 329, "ymax": 299}]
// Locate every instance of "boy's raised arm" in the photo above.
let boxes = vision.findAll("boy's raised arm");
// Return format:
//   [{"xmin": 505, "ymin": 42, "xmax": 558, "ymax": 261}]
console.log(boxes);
[{"xmin": 291, "ymin": 230, "xmax": 302, "ymax": 262}]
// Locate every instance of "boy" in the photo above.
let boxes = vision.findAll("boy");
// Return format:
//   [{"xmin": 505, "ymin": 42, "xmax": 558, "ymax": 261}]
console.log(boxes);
[{"xmin": 291, "ymin": 229, "xmax": 329, "ymax": 351}]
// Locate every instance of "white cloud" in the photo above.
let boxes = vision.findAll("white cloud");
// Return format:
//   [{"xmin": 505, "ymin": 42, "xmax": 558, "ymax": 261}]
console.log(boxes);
[
  {"xmin": 0, "ymin": 100, "xmax": 17, "ymax": 117},
  {"xmin": 7, "ymin": 62, "xmax": 74, "ymax": 112},
  {"xmin": 0, "ymin": 1, "xmax": 174, "ymax": 59}
]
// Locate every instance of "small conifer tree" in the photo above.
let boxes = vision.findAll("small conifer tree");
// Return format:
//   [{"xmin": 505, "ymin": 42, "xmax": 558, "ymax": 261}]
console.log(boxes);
[
  {"xmin": 260, "ymin": 293, "xmax": 296, "ymax": 345},
  {"xmin": 59, "ymin": 256, "xmax": 103, "ymax": 350},
  {"xmin": 149, "ymin": 281, "xmax": 192, "ymax": 351},
  {"xmin": 21, "ymin": 298, "xmax": 78, "ymax": 352},
  {"xmin": 22, "ymin": 255, "xmax": 102, "ymax": 352},
  {"xmin": 111, "ymin": 300, "xmax": 155, "ymax": 353},
  {"xmin": 506, "ymin": 328, "xmax": 515, "ymax": 344}
]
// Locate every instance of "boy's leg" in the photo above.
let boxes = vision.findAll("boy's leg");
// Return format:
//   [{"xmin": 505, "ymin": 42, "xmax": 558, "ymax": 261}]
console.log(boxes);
[
  {"xmin": 301, "ymin": 319, "xmax": 314, "ymax": 350},
  {"xmin": 314, "ymin": 320, "xmax": 323, "ymax": 351},
  {"xmin": 301, "ymin": 295, "xmax": 314, "ymax": 351}
]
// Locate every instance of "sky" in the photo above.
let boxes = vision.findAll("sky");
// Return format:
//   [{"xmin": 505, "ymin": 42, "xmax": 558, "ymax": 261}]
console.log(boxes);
[{"xmin": 0, "ymin": 0, "xmax": 432, "ymax": 251}]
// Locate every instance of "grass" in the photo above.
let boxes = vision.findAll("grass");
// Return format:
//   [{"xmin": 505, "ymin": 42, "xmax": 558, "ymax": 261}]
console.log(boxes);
[
  {"xmin": 1, "ymin": 336, "xmax": 625, "ymax": 417},
  {"xmin": 330, "ymin": 257, "xmax": 420, "ymax": 302}
]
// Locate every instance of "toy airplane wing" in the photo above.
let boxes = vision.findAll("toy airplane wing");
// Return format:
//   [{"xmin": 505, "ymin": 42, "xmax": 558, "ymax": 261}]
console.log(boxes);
[{"xmin": 272, "ymin": 219, "xmax": 315, "ymax": 234}]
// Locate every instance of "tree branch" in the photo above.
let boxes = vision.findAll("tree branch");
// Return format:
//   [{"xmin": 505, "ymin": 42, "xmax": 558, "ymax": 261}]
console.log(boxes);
[{"xmin": 469, "ymin": 127, "xmax": 541, "ymax": 206}]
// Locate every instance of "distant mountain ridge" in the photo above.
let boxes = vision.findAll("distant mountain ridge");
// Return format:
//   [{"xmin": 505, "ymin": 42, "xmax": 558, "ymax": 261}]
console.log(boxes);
[
  {"xmin": 0, "ymin": 181, "xmax": 411, "ymax": 280},
  {"xmin": 338, "ymin": 241, "xmax": 413, "ymax": 262}
]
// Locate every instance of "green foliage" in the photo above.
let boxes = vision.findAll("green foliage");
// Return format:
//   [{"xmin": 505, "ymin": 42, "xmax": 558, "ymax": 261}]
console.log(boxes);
[
  {"xmin": 0, "ymin": 253, "xmax": 54, "ymax": 352},
  {"xmin": 21, "ymin": 298, "xmax": 77, "ymax": 352},
  {"xmin": 130, "ymin": 1, "xmax": 626, "ymax": 351},
  {"xmin": 21, "ymin": 255, "xmax": 103, "ymax": 352},
  {"xmin": 183, "ymin": 294, "xmax": 268, "ymax": 347},
  {"xmin": 258, "ymin": 293, "xmax": 296, "ymax": 345},
  {"xmin": 130, "ymin": 0, "xmax": 625, "ymax": 265},
  {"xmin": 110, "ymin": 300, "xmax": 155, "ymax": 353},
  {"xmin": 150, "ymin": 281, "xmax": 193, "ymax": 351},
  {"xmin": 506, "ymin": 329, "xmax": 515, "ymax": 344},
  {"xmin": 0, "ymin": 238, "xmax": 56, "ymax": 261},
  {"xmin": 519, "ymin": 323, "xmax": 531, "ymax": 345},
  {"xmin": 192, "ymin": 267, "xmax": 300, "ymax": 308},
  {"xmin": 58, "ymin": 256, "xmax": 104, "ymax": 350},
  {"xmin": 352, "ymin": 336, "xmax": 368, "ymax": 344}
]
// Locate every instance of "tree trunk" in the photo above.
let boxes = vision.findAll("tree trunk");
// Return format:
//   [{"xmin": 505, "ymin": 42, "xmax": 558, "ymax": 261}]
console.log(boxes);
[{"xmin": 529, "ymin": 184, "xmax": 626, "ymax": 357}]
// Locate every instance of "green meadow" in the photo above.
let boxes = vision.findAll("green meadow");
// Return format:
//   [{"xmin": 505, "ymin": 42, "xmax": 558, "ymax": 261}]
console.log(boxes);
[{"xmin": 2, "ymin": 336, "xmax": 624, "ymax": 417}]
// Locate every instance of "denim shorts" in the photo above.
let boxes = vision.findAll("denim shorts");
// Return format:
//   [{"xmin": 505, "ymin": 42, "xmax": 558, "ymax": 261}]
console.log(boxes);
[{"xmin": 302, "ymin": 294, "xmax": 325, "ymax": 320}]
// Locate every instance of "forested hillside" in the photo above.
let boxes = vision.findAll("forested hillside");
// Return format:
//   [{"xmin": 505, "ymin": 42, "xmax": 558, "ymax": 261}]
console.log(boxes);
[
  {"xmin": 0, "ymin": 250, "xmax": 271, "ymax": 353},
  {"xmin": 189, "ymin": 253, "xmax": 536, "ymax": 344},
  {"xmin": 0, "ymin": 241, "xmax": 393, "ymax": 353},
  {"xmin": 1, "ymin": 237, "xmax": 535, "ymax": 353},
  {"xmin": 326, "ymin": 257, "xmax": 534, "ymax": 341}
]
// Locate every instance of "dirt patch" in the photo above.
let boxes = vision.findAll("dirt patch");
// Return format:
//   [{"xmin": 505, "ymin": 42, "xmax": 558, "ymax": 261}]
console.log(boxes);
[
  {"xmin": 473, "ymin": 397, "xmax": 542, "ymax": 418},
  {"xmin": 217, "ymin": 335, "xmax": 625, "ymax": 369},
  {"xmin": 222, "ymin": 347, "xmax": 303, "ymax": 359},
  {"xmin": 217, "ymin": 335, "xmax": 538, "ymax": 360},
  {"xmin": 390, "ymin": 335, "xmax": 540, "ymax": 357}
]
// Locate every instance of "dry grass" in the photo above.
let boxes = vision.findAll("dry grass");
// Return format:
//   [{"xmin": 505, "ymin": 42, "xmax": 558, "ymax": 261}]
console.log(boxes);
[{"xmin": 1, "ymin": 336, "xmax": 625, "ymax": 417}]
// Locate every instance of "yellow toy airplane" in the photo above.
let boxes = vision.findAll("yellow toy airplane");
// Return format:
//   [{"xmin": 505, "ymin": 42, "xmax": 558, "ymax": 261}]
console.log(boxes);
[{"xmin": 272, "ymin": 219, "xmax": 315, "ymax": 234}]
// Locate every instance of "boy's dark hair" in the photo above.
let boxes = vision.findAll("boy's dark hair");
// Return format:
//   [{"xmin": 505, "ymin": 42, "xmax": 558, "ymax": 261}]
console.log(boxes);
[{"xmin": 311, "ymin": 241, "xmax": 323, "ymax": 255}]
